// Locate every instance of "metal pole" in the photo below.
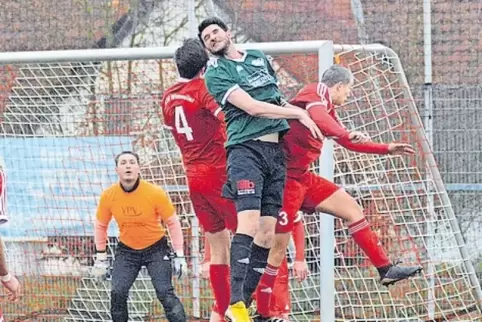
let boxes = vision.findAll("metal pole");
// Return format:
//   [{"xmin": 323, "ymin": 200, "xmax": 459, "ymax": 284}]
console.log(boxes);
[
  {"xmin": 191, "ymin": 216, "xmax": 201, "ymax": 318},
  {"xmin": 186, "ymin": 0, "xmax": 197, "ymax": 38},
  {"xmin": 0, "ymin": 41, "xmax": 330, "ymax": 64},
  {"xmin": 423, "ymin": 0, "xmax": 436, "ymax": 319},
  {"xmin": 318, "ymin": 40, "xmax": 335, "ymax": 322}
]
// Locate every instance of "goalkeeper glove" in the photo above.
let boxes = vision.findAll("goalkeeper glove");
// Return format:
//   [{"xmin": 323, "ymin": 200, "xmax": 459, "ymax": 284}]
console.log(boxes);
[
  {"xmin": 172, "ymin": 251, "xmax": 187, "ymax": 279},
  {"xmin": 91, "ymin": 251, "xmax": 109, "ymax": 282}
]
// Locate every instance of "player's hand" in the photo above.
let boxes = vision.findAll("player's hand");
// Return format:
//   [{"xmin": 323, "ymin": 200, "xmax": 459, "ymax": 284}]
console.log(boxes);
[
  {"xmin": 1, "ymin": 273, "xmax": 20, "ymax": 302},
  {"xmin": 173, "ymin": 255, "xmax": 188, "ymax": 279},
  {"xmin": 201, "ymin": 261, "xmax": 210, "ymax": 280},
  {"xmin": 299, "ymin": 113, "xmax": 323, "ymax": 140},
  {"xmin": 388, "ymin": 142, "xmax": 415, "ymax": 155},
  {"xmin": 293, "ymin": 260, "xmax": 309, "ymax": 282},
  {"xmin": 348, "ymin": 131, "xmax": 370, "ymax": 143},
  {"xmin": 90, "ymin": 252, "xmax": 109, "ymax": 282}
]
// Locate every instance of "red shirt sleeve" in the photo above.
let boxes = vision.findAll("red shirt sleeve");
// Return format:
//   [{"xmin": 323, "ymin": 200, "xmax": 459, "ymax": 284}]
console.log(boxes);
[
  {"xmin": 336, "ymin": 136, "xmax": 390, "ymax": 154},
  {"xmin": 199, "ymin": 84, "xmax": 224, "ymax": 121},
  {"xmin": 309, "ymin": 104, "xmax": 390, "ymax": 154},
  {"xmin": 308, "ymin": 104, "xmax": 351, "ymax": 139}
]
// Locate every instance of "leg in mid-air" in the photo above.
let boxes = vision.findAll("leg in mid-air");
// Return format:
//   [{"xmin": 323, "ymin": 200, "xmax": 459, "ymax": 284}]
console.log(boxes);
[
  {"xmin": 222, "ymin": 141, "xmax": 287, "ymax": 322},
  {"xmin": 303, "ymin": 172, "xmax": 422, "ymax": 286},
  {"xmin": 144, "ymin": 238, "xmax": 186, "ymax": 322},
  {"xmin": 246, "ymin": 176, "xmax": 305, "ymax": 321},
  {"xmin": 110, "ymin": 244, "xmax": 142, "ymax": 322}
]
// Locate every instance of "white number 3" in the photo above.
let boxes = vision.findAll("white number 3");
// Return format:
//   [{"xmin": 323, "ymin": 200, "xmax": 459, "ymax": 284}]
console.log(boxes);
[
  {"xmin": 278, "ymin": 211, "xmax": 288, "ymax": 226},
  {"xmin": 175, "ymin": 105, "xmax": 194, "ymax": 141}
]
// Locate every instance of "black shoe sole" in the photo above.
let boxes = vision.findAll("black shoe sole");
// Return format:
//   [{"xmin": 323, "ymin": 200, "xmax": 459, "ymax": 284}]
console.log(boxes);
[{"xmin": 381, "ymin": 266, "xmax": 424, "ymax": 286}]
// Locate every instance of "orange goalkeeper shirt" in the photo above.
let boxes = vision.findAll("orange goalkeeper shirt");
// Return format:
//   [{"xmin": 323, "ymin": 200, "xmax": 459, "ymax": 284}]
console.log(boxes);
[{"xmin": 96, "ymin": 179, "xmax": 175, "ymax": 250}]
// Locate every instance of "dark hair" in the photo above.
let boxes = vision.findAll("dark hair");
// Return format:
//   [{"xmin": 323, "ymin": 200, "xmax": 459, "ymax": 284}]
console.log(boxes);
[
  {"xmin": 174, "ymin": 38, "xmax": 209, "ymax": 79},
  {"xmin": 115, "ymin": 151, "xmax": 140, "ymax": 166},
  {"xmin": 197, "ymin": 17, "xmax": 228, "ymax": 44}
]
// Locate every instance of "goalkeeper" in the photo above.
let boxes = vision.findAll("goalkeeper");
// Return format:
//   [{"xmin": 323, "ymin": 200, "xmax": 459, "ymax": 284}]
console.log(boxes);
[{"xmin": 91, "ymin": 151, "xmax": 187, "ymax": 322}]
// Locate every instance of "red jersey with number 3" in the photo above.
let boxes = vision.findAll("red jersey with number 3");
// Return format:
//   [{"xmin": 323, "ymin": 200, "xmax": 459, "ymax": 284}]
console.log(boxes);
[
  {"xmin": 161, "ymin": 78, "xmax": 226, "ymax": 175},
  {"xmin": 283, "ymin": 83, "xmax": 339, "ymax": 174}
]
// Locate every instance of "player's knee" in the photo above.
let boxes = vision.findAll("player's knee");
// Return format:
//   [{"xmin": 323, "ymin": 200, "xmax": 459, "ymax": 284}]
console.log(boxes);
[
  {"xmin": 254, "ymin": 216, "xmax": 277, "ymax": 248},
  {"xmin": 316, "ymin": 189, "xmax": 364, "ymax": 225},
  {"xmin": 207, "ymin": 230, "xmax": 230, "ymax": 264},
  {"xmin": 236, "ymin": 208, "xmax": 261, "ymax": 236},
  {"xmin": 341, "ymin": 199, "xmax": 364, "ymax": 224},
  {"xmin": 159, "ymin": 291, "xmax": 186, "ymax": 322}
]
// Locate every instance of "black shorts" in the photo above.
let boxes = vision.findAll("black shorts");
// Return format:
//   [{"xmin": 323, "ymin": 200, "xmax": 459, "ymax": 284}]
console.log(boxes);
[{"xmin": 222, "ymin": 140, "xmax": 286, "ymax": 217}]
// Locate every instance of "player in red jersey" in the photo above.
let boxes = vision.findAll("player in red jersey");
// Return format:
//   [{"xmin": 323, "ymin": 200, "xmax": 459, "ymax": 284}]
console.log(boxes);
[
  {"xmin": 250, "ymin": 212, "xmax": 308, "ymax": 320},
  {"xmin": 161, "ymin": 38, "xmax": 237, "ymax": 320},
  {"xmin": 253, "ymin": 65, "xmax": 424, "ymax": 317}
]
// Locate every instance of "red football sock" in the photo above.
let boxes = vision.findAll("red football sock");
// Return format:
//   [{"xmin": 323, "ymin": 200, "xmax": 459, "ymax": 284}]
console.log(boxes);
[
  {"xmin": 348, "ymin": 218, "xmax": 391, "ymax": 268},
  {"xmin": 210, "ymin": 264, "xmax": 231, "ymax": 315},
  {"xmin": 256, "ymin": 263, "xmax": 279, "ymax": 317}
]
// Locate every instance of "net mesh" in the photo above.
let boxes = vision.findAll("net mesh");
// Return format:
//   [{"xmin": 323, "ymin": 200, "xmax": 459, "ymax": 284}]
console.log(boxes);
[{"xmin": 0, "ymin": 44, "xmax": 480, "ymax": 321}]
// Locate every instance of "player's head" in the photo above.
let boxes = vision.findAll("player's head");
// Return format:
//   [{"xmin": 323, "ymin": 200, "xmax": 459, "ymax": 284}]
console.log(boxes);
[
  {"xmin": 115, "ymin": 151, "xmax": 140, "ymax": 183},
  {"xmin": 198, "ymin": 17, "xmax": 232, "ymax": 56},
  {"xmin": 174, "ymin": 38, "xmax": 209, "ymax": 79},
  {"xmin": 322, "ymin": 65, "xmax": 354, "ymax": 105}
]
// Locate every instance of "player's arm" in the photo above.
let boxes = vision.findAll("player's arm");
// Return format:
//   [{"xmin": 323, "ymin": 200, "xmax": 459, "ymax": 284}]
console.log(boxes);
[
  {"xmin": 200, "ymin": 85, "xmax": 225, "ymax": 122},
  {"xmin": 0, "ymin": 235, "xmax": 20, "ymax": 301},
  {"xmin": 227, "ymin": 89, "xmax": 306, "ymax": 119},
  {"xmin": 0, "ymin": 236, "xmax": 8, "ymax": 277},
  {"xmin": 205, "ymin": 65, "xmax": 305, "ymax": 120},
  {"xmin": 95, "ymin": 191, "xmax": 112, "ymax": 254},
  {"xmin": 292, "ymin": 217, "xmax": 309, "ymax": 282},
  {"xmin": 292, "ymin": 220, "xmax": 305, "ymax": 262},
  {"xmin": 156, "ymin": 187, "xmax": 184, "ymax": 257},
  {"xmin": 308, "ymin": 104, "xmax": 390, "ymax": 154}
]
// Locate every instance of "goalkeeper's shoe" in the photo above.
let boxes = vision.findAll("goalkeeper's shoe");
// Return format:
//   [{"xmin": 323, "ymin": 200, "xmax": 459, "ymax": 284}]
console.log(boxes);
[
  {"xmin": 225, "ymin": 301, "xmax": 251, "ymax": 322},
  {"xmin": 379, "ymin": 263, "xmax": 423, "ymax": 286}
]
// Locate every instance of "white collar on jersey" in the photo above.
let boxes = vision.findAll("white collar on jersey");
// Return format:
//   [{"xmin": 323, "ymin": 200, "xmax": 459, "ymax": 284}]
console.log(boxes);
[{"xmin": 220, "ymin": 49, "xmax": 247, "ymax": 62}]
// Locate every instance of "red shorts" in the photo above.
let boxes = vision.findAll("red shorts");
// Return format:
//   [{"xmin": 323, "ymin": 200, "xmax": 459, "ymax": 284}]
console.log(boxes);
[
  {"xmin": 187, "ymin": 173, "xmax": 237, "ymax": 233},
  {"xmin": 276, "ymin": 171, "xmax": 339, "ymax": 233}
]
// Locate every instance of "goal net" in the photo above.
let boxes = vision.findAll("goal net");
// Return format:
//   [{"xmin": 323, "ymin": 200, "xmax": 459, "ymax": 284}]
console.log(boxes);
[{"xmin": 0, "ymin": 42, "xmax": 479, "ymax": 321}]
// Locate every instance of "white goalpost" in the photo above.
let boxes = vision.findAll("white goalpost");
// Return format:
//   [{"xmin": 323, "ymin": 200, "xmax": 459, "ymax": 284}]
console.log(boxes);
[{"xmin": 0, "ymin": 41, "xmax": 480, "ymax": 321}]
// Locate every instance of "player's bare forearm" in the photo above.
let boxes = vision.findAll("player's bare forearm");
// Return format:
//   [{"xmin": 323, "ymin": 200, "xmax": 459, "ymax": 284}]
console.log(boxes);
[
  {"xmin": 292, "ymin": 221, "xmax": 306, "ymax": 261},
  {"xmin": 0, "ymin": 236, "xmax": 9, "ymax": 276},
  {"xmin": 336, "ymin": 137, "xmax": 390, "ymax": 154},
  {"xmin": 228, "ymin": 89, "xmax": 304, "ymax": 119}
]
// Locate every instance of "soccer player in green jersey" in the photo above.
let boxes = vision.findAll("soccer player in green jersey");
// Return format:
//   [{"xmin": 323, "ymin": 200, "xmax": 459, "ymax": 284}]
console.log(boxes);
[{"xmin": 198, "ymin": 17, "xmax": 322, "ymax": 322}]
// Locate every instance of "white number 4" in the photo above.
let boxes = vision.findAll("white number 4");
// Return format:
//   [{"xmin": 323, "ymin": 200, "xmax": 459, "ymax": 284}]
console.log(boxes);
[{"xmin": 175, "ymin": 105, "xmax": 193, "ymax": 141}]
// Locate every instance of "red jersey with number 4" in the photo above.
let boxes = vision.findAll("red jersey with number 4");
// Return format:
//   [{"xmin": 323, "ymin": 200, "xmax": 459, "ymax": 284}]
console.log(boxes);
[
  {"xmin": 161, "ymin": 78, "xmax": 226, "ymax": 175},
  {"xmin": 283, "ymin": 83, "xmax": 339, "ymax": 174}
]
